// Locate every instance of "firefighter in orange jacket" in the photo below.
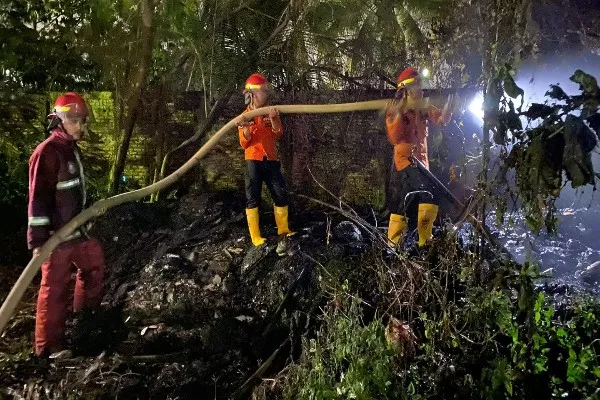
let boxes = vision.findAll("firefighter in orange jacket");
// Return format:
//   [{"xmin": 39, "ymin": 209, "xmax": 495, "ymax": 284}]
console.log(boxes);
[
  {"xmin": 385, "ymin": 67, "xmax": 454, "ymax": 247},
  {"xmin": 236, "ymin": 73, "xmax": 293, "ymax": 246}
]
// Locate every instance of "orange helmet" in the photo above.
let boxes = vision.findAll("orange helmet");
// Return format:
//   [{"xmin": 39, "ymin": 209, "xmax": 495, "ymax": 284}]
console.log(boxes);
[
  {"xmin": 49, "ymin": 92, "xmax": 89, "ymax": 121},
  {"xmin": 244, "ymin": 73, "xmax": 272, "ymax": 91},
  {"xmin": 397, "ymin": 68, "xmax": 420, "ymax": 88}
]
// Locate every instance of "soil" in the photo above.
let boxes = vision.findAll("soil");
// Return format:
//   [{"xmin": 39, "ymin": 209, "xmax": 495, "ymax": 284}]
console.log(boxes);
[{"xmin": 0, "ymin": 190, "xmax": 367, "ymax": 399}]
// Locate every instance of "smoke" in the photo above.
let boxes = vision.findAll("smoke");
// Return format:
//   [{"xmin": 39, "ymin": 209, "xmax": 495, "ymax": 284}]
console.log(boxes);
[
  {"xmin": 450, "ymin": 51, "xmax": 600, "ymax": 277},
  {"xmin": 515, "ymin": 50, "xmax": 600, "ymax": 208},
  {"xmin": 460, "ymin": 51, "xmax": 600, "ymax": 206},
  {"xmin": 492, "ymin": 50, "xmax": 600, "ymax": 278},
  {"xmin": 516, "ymin": 51, "xmax": 600, "ymax": 105}
]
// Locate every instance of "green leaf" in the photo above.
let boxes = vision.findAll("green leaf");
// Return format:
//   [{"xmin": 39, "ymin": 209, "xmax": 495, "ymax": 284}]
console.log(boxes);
[
  {"xmin": 504, "ymin": 379, "xmax": 513, "ymax": 396},
  {"xmin": 562, "ymin": 115, "xmax": 597, "ymax": 187},
  {"xmin": 504, "ymin": 73, "xmax": 524, "ymax": 101},
  {"xmin": 523, "ymin": 103, "xmax": 555, "ymax": 120},
  {"xmin": 545, "ymin": 85, "xmax": 569, "ymax": 101},
  {"xmin": 570, "ymin": 69, "xmax": 599, "ymax": 95},
  {"xmin": 497, "ymin": 101, "xmax": 523, "ymax": 143}
]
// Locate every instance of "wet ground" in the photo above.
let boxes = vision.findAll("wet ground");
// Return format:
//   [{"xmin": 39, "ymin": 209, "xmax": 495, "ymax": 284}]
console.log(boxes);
[{"xmin": 486, "ymin": 206, "xmax": 600, "ymax": 288}]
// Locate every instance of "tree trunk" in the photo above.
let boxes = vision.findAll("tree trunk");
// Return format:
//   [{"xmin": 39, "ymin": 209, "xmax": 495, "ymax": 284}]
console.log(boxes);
[{"xmin": 108, "ymin": 0, "xmax": 156, "ymax": 195}]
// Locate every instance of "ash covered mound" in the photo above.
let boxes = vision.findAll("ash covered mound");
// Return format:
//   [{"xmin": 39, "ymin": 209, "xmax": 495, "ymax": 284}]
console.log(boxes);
[{"xmin": 1, "ymin": 191, "xmax": 342, "ymax": 398}]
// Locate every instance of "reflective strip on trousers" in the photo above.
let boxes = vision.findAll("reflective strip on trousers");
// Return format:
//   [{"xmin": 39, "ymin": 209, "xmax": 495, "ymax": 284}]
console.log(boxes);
[
  {"xmin": 28, "ymin": 216, "xmax": 51, "ymax": 226},
  {"xmin": 56, "ymin": 178, "xmax": 80, "ymax": 190}
]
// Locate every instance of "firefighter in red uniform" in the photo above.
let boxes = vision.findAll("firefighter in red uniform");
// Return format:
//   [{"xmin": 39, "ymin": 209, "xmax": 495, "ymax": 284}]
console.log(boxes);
[
  {"xmin": 28, "ymin": 92, "xmax": 105, "ymax": 357},
  {"xmin": 385, "ymin": 68, "xmax": 454, "ymax": 247},
  {"xmin": 236, "ymin": 73, "xmax": 294, "ymax": 246}
]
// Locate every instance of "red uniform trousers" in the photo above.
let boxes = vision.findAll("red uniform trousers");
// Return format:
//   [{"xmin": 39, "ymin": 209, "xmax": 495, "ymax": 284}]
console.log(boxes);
[{"xmin": 35, "ymin": 237, "xmax": 104, "ymax": 355}]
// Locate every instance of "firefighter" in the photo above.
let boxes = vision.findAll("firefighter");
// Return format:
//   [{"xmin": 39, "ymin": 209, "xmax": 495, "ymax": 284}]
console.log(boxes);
[
  {"xmin": 385, "ymin": 68, "xmax": 454, "ymax": 247},
  {"xmin": 236, "ymin": 73, "xmax": 294, "ymax": 246},
  {"xmin": 28, "ymin": 92, "xmax": 105, "ymax": 357}
]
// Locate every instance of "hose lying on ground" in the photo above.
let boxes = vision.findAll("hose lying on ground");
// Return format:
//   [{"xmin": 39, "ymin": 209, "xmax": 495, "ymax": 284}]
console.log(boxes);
[{"xmin": 0, "ymin": 99, "xmax": 397, "ymax": 336}]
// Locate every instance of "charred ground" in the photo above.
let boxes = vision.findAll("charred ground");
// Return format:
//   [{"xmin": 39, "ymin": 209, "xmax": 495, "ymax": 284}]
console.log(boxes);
[{"xmin": 1, "ymin": 190, "xmax": 600, "ymax": 399}]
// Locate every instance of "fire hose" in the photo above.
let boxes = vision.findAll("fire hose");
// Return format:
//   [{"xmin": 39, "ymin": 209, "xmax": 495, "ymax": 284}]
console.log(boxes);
[
  {"xmin": 0, "ymin": 100, "xmax": 396, "ymax": 335},
  {"xmin": 0, "ymin": 96, "xmax": 486, "ymax": 336}
]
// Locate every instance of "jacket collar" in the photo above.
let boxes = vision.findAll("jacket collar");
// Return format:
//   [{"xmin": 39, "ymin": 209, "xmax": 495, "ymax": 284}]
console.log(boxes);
[{"xmin": 51, "ymin": 127, "xmax": 75, "ymax": 143}]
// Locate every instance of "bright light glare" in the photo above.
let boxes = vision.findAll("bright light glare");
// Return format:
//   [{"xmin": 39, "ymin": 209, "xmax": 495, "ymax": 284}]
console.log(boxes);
[
  {"xmin": 421, "ymin": 68, "xmax": 430, "ymax": 78},
  {"xmin": 469, "ymin": 93, "xmax": 484, "ymax": 119}
]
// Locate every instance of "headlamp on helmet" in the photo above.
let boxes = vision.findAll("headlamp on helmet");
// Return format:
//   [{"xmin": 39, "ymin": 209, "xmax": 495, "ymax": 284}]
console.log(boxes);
[
  {"xmin": 243, "ymin": 73, "xmax": 273, "ymax": 105},
  {"xmin": 397, "ymin": 67, "xmax": 421, "ymax": 88}
]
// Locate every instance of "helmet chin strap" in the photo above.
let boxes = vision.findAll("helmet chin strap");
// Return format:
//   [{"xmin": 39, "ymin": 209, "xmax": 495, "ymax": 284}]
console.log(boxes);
[
  {"xmin": 394, "ymin": 87, "xmax": 407, "ymax": 101},
  {"xmin": 47, "ymin": 116, "xmax": 62, "ymax": 131}
]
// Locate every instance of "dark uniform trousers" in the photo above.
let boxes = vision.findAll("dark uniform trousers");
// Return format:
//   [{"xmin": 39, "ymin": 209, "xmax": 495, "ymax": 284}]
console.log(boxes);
[
  {"xmin": 388, "ymin": 164, "xmax": 439, "ymax": 217},
  {"xmin": 245, "ymin": 158, "xmax": 289, "ymax": 209}
]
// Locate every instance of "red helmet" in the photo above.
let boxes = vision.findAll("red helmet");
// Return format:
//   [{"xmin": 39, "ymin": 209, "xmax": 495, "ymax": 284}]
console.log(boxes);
[
  {"xmin": 244, "ymin": 73, "xmax": 271, "ymax": 91},
  {"xmin": 49, "ymin": 92, "xmax": 89, "ymax": 120},
  {"xmin": 397, "ymin": 67, "xmax": 420, "ymax": 88}
]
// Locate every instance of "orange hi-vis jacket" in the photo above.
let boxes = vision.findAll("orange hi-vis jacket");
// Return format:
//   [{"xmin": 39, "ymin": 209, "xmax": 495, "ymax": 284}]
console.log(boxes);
[
  {"xmin": 385, "ymin": 105, "xmax": 450, "ymax": 171},
  {"xmin": 238, "ymin": 107, "xmax": 283, "ymax": 161}
]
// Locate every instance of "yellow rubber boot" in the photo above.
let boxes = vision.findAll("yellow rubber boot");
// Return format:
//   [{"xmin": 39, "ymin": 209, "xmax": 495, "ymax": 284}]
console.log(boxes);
[
  {"xmin": 274, "ymin": 205, "xmax": 295, "ymax": 236},
  {"xmin": 246, "ymin": 208, "xmax": 266, "ymax": 246},
  {"xmin": 387, "ymin": 213, "xmax": 408, "ymax": 247},
  {"xmin": 417, "ymin": 203, "xmax": 439, "ymax": 247}
]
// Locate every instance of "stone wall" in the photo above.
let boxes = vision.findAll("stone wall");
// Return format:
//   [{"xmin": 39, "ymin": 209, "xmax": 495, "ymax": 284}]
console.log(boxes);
[{"xmin": 172, "ymin": 89, "xmax": 393, "ymax": 208}]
